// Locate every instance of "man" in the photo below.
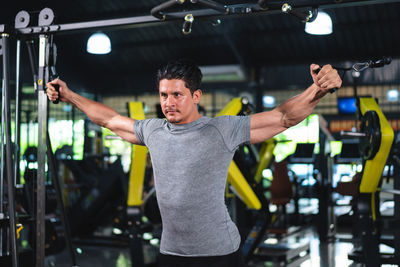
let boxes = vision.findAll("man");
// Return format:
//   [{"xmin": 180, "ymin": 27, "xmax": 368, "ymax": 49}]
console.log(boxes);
[{"xmin": 46, "ymin": 59, "xmax": 342, "ymax": 267}]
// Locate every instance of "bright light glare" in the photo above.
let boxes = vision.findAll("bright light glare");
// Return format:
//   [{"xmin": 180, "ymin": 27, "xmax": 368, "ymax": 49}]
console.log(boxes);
[
  {"xmin": 264, "ymin": 238, "xmax": 278, "ymax": 244},
  {"xmin": 112, "ymin": 228, "xmax": 122, "ymax": 235},
  {"xmin": 87, "ymin": 32, "xmax": 111, "ymax": 54},
  {"xmin": 143, "ymin": 232, "xmax": 153, "ymax": 240},
  {"xmin": 305, "ymin": 11, "xmax": 333, "ymax": 35},
  {"xmin": 262, "ymin": 169, "xmax": 273, "ymax": 179},
  {"xmin": 263, "ymin": 95, "xmax": 276, "ymax": 108},
  {"xmin": 150, "ymin": 238, "xmax": 160, "ymax": 246},
  {"xmin": 387, "ymin": 89, "xmax": 399, "ymax": 102}
]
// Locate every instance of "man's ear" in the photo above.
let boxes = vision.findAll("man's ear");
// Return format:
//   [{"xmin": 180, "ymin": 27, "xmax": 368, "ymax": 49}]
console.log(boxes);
[{"xmin": 193, "ymin": 89, "xmax": 202, "ymax": 104}]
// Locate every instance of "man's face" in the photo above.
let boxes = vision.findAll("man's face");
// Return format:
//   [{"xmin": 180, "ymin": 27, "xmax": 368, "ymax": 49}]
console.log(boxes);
[{"xmin": 159, "ymin": 79, "xmax": 201, "ymax": 124}]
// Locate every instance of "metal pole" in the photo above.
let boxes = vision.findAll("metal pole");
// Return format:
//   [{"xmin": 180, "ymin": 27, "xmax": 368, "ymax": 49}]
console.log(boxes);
[
  {"xmin": 36, "ymin": 34, "xmax": 48, "ymax": 267},
  {"xmin": 72, "ymin": 107, "xmax": 75, "ymax": 149},
  {"xmin": 46, "ymin": 132, "xmax": 78, "ymax": 267},
  {"xmin": 2, "ymin": 32, "xmax": 19, "ymax": 267},
  {"xmin": 0, "ymin": 39, "xmax": 4, "ymax": 258},
  {"xmin": 394, "ymin": 154, "xmax": 400, "ymax": 262},
  {"xmin": 15, "ymin": 40, "xmax": 21, "ymax": 185}
]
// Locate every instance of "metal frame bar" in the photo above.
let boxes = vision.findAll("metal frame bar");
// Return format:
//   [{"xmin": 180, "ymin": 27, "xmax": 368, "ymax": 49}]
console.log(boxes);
[
  {"xmin": 22, "ymin": 31, "xmax": 78, "ymax": 267},
  {"xmin": 15, "ymin": 40, "xmax": 21, "ymax": 185},
  {"xmin": 2, "ymin": 32, "xmax": 19, "ymax": 267},
  {"xmin": 0, "ymin": 38, "xmax": 4, "ymax": 258},
  {"xmin": 36, "ymin": 34, "xmax": 48, "ymax": 267},
  {"xmin": 151, "ymin": 0, "xmax": 183, "ymax": 20},
  {"xmin": 394, "ymin": 154, "xmax": 400, "ymax": 262},
  {"xmin": 151, "ymin": 0, "xmax": 228, "ymax": 20},
  {"xmin": 13, "ymin": 0, "xmax": 400, "ymax": 35}
]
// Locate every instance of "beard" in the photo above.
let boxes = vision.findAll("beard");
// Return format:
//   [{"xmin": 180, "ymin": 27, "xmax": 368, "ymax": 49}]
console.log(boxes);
[{"xmin": 164, "ymin": 111, "xmax": 182, "ymax": 124}]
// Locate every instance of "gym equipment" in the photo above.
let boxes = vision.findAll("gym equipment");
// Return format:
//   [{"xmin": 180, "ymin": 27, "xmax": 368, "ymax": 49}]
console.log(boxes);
[
  {"xmin": 281, "ymin": 3, "xmax": 318, "ymax": 22},
  {"xmin": 63, "ymin": 157, "xmax": 127, "ymax": 237},
  {"xmin": 313, "ymin": 56, "xmax": 392, "ymax": 94},
  {"xmin": 315, "ymin": 124, "xmax": 336, "ymax": 242},
  {"xmin": 127, "ymin": 102, "xmax": 148, "ymax": 208},
  {"xmin": 269, "ymin": 159, "xmax": 293, "ymax": 234},
  {"xmin": 243, "ymin": 142, "xmax": 312, "ymax": 266},
  {"xmin": 151, "ymin": 0, "xmax": 228, "ymax": 21},
  {"xmin": 290, "ymin": 143, "xmax": 316, "ymax": 164},
  {"xmin": 216, "ymin": 98, "xmax": 267, "ymax": 261},
  {"xmin": 216, "ymin": 97, "xmax": 311, "ymax": 266},
  {"xmin": 62, "ymin": 102, "xmax": 157, "ymax": 266},
  {"xmin": 216, "ymin": 97, "xmax": 262, "ymax": 210},
  {"xmin": 126, "ymin": 101, "xmax": 148, "ymax": 267},
  {"xmin": 151, "ymin": 0, "xmax": 228, "ymax": 35},
  {"xmin": 13, "ymin": 10, "xmax": 78, "ymax": 266},
  {"xmin": 288, "ymin": 142, "xmax": 317, "ymax": 221},
  {"xmin": 338, "ymin": 97, "xmax": 397, "ymax": 266}
]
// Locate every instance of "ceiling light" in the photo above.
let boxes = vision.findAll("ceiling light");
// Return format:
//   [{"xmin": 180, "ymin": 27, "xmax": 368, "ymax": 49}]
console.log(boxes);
[
  {"xmin": 87, "ymin": 32, "xmax": 111, "ymax": 54},
  {"xmin": 263, "ymin": 95, "xmax": 276, "ymax": 108},
  {"xmin": 199, "ymin": 65, "xmax": 245, "ymax": 82},
  {"xmin": 305, "ymin": 11, "xmax": 332, "ymax": 35},
  {"xmin": 387, "ymin": 89, "xmax": 399, "ymax": 102}
]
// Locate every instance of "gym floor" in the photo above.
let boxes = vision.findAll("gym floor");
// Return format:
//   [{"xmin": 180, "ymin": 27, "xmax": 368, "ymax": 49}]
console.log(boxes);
[{"xmin": 44, "ymin": 228, "xmax": 398, "ymax": 267}]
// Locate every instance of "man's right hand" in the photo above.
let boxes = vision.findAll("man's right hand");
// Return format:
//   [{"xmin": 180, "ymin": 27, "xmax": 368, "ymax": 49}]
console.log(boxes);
[{"xmin": 46, "ymin": 78, "xmax": 70, "ymax": 103}]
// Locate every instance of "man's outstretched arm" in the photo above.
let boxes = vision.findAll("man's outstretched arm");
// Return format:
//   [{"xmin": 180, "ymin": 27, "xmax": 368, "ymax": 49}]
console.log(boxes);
[
  {"xmin": 46, "ymin": 79, "xmax": 141, "ymax": 144},
  {"xmin": 250, "ymin": 64, "xmax": 342, "ymax": 144}
]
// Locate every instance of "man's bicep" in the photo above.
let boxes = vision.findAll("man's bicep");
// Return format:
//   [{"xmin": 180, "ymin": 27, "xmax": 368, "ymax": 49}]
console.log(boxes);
[
  {"xmin": 250, "ymin": 110, "xmax": 287, "ymax": 144},
  {"xmin": 106, "ymin": 115, "xmax": 141, "ymax": 144}
]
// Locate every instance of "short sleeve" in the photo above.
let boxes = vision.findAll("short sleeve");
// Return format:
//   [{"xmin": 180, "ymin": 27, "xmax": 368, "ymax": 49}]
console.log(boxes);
[
  {"xmin": 134, "ymin": 118, "xmax": 166, "ymax": 146},
  {"xmin": 134, "ymin": 119, "xmax": 146, "ymax": 145},
  {"xmin": 212, "ymin": 116, "xmax": 251, "ymax": 152}
]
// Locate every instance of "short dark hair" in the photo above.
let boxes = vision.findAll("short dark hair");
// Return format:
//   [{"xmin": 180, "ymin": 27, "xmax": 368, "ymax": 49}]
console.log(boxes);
[{"xmin": 157, "ymin": 59, "xmax": 203, "ymax": 94}]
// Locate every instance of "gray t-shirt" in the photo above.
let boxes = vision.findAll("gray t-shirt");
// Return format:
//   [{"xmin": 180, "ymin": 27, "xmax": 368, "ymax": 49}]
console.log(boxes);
[{"xmin": 134, "ymin": 115, "xmax": 250, "ymax": 256}]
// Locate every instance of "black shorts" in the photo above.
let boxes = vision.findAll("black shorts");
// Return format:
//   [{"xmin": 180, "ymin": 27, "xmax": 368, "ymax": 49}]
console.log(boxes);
[{"xmin": 158, "ymin": 248, "xmax": 247, "ymax": 267}]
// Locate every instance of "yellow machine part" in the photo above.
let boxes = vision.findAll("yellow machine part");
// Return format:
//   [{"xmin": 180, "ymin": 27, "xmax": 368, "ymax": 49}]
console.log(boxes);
[
  {"xmin": 16, "ymin": 224, "xmax": 23, "ymax": 239},
  {"xmin": 217, "ymin": 97, "xmax": 262, "ymax": 210},
  {"xmin": 254, "ymin": 139, "xmax": 276, "ymax": 184},
  {"xmin": 216, "ymin": 97, "xmax": 243, "ymax": 117},
  {"xmin": 358, "ymin": 97, "xmax": 394, "ymax": 194},
  {"xmin": 127, "ymin": 102, "xmax": 148, "ymax": 206},
  {"xmin": 228, "ymin": 161, "xmax": 261, "ymax": 210}
]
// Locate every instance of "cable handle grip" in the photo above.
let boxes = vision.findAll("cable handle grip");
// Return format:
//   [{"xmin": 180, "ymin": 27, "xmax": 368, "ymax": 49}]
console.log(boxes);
[
  {"xmin": 313, "ymin": 67, "xmax": 338, "ymax": 94},
  {"xmin": 52, "ymin": 83, "xmax": 60, "ymax": 104},
  {"xmin": 46, "ymin": 79, "xmax": 60, "ymax": 104}
]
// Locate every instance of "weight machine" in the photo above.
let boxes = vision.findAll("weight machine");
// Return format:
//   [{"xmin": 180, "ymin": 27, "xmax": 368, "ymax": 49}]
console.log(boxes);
[
  {"xmin": 1, "ymin": 1, "xmax": 399, "ymax": 266},
  {"xmin": 338, "ymin": 97, "xmax": 399, "ymax": 266}
]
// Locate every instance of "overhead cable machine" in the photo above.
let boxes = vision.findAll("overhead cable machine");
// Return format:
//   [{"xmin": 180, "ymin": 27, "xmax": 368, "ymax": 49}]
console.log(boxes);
[
  {"xmin": 2, "ymin": 1, "xmax": 399, "ymax": 266},
  {"xmin": 13, "ymin": 8, "xmax": 78, "ymax": 267}
]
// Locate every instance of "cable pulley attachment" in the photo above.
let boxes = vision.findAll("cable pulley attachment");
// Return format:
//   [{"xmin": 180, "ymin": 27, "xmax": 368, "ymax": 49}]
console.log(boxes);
[
  {"xmin": 151, "ymin": 0, "xmax": 185, "ymax": 20},
  {"xmin": 38, "ymin": 8, "xmax": 55, "ymax": 26},
  {"xmin": 352, "ymin": 57, "xmax": 392, "ymax": 72},
  {"xmin": 182, "ymin": 14, "xmax": 194, "ymax": 35},
  {"xmin": 15, "ymin": 10, "xmax": 30, "ymax": 29},
  {"xmin": 151, "ymin": 0, "xmax": 228, "ymax": 34},
  {"xmin": 312, "ymin": 57, "xmax": 392, "ymax": 94},
  {"xmin": 281, "ymin": 3, "xmax": 318, "ymax": 23}
]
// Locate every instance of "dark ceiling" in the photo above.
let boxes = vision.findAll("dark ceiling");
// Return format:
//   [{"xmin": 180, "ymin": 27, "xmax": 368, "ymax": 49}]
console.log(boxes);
[{"xmin": 1, "ymin": 0, "xmax": 400, "ymax": 95}]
